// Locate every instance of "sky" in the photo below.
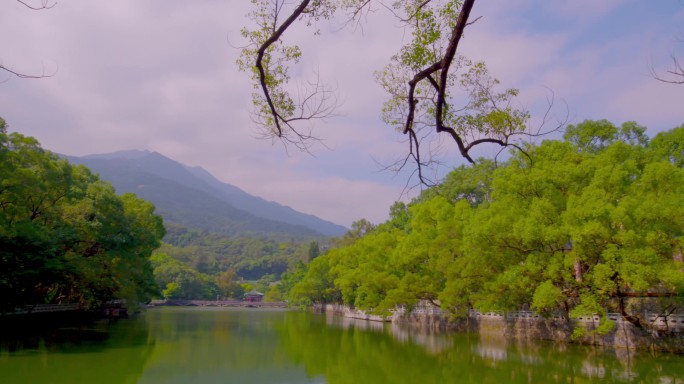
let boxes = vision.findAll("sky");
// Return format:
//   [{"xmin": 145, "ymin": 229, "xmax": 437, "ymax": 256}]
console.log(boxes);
[{"xmin": 1, "ymin": 0, "xmax": 683, "ymax": 228}]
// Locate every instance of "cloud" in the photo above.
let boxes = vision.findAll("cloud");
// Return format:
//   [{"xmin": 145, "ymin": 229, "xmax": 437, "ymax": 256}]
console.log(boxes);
[{"xmin": 2, "ymin": 0, "xmax": 683, "ymax": 227}]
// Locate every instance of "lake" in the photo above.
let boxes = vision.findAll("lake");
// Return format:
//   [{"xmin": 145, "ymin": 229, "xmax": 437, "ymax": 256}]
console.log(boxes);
[{"xmin": 1, "ymin": 307, "xmax": 682, "ymax": 383}]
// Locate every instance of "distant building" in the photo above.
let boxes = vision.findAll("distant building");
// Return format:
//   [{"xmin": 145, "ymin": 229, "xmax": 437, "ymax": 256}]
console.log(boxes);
[{"xmin": 244, "ymin": 290, "xmax": 264, "ymax": 303}]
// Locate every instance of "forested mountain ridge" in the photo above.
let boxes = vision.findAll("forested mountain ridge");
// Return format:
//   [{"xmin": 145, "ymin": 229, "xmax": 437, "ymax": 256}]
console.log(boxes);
[{"xmin": 66, "ymin": 150, "xmax": 347, "ymax": 239}]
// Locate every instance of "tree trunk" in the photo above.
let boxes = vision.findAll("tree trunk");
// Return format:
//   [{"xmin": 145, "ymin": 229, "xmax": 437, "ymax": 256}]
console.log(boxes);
[{"xmin": 574, "ymin": 259, "xmax": 583, "ymax": 282}]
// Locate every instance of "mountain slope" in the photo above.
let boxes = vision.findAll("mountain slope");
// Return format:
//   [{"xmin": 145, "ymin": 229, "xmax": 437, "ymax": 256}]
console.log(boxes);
[
  {"xmin": 184, "ymin": 165, "xmax": 348, "ymax": 238},
  {"xmin": 66, "ymin": 150, "xmax": 347, "ymax": 239}
]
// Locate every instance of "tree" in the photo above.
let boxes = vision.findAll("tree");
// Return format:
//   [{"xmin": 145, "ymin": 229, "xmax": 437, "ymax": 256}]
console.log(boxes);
[
  {"xmin": 255, "ymin": 274, "xmax": 275, "ymax": 295},
  {"xmin": 333, "ymin": 218, "xmax": 375, "ymax": 247},
  {"xmin": 217, "ymin": 267, "xmax": 243, "ymax": 299},
  {"xmin": 563, "ymin": 119, "xmax": 648, "ymax": 153},
  {"xmin": 151, "ymin": 252, "xmax": 218, "ymax": 300},
  {"xmin": 0, "ymin": 118, "xmax": 165, "ymax": 310},
  {"xmin": 650, "ymin": 124, "xmax": 684, "ymax": 167},
  {"xmin": 239, "ymin": 0, "xmax": 561, "ymax": 185},
  {"xmin": 307, "ymin": 240, "xmax": 320, "ymax": 261},
  {"xmin": 216, "ymin": 267, "xmax": 237, "ymax": 290},
  {"xmin": 281, "ymin": 119, "xmax": 684, "ymax": 330}
]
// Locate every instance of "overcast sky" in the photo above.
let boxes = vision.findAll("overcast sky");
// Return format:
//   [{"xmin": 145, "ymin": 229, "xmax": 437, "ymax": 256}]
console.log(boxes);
[{"xmin": 1, "ymin": 0, "xmax": 683, "ymax": 227}]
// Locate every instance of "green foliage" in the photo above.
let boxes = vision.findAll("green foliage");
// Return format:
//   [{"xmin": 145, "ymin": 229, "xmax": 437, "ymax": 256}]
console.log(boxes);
[
  {"xmin": 255, "ymin": 274, "xmax": 275, "ymax": 294},
  {"xmin": 307, "ymin": 241, "xmax": 320, "ymax": 262},
  {"xmin": 267, "ymin": 260, "xmax": 308, "ymax": 304},
  {"xmin": 563, "ymin": 120, "xmax": 649, "ymax": 153},
  {"xmin": 162, "ymin": 282, "xmax": 181, "ymax": 300},
  {"xmin": 531, "ymin": 281, "xmax": 564, "ymax": 315},
  {"xmin": 280, "ymin": 119, "xmax": 684, "ymax": 330},
  {"xmin": 650, "ymin": 124, "xmax": 684, "ymax": 167},
  {"xmin": 152, "ymin": 230, "xmax": 320, "ymax": 301},
  {"xmin": 421, "ymin": 159, "xmax": 496, "ymax": 206},
  {"xmin": 0, "ymin": 119, "xmax": 165, "ymax": 311},
  {"xmin": 151, "ymin": 252, "xmax": 218, "ymax": 300},
  {"xmin": 217, "ymin": 268, "xmax": 244, "ymax": 299},
  {"xmin": 159, "ymin": 230, "xmax": 321, "ymax": 281},
  {"xmin": 332, "ymin": 218, "xmax": 375, "ymax": 247}
]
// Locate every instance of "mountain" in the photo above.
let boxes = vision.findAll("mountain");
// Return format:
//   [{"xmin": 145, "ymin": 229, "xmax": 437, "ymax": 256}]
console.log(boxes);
[{"xmin": 66, "ymin": 150, "xmax": 347, "ymax": 239}]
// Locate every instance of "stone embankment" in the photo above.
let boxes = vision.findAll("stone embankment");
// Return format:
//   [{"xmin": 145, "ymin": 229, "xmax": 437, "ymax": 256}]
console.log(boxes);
[{"xmin": 316, "ymin": 303, "xmax": 684, "ymax": 352}]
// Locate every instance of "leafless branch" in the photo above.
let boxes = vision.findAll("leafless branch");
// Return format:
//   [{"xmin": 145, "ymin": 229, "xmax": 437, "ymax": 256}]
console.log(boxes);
[
  {"xmin": 652, "ymin": 54, "xmax": 684, "ymax": 84},
  {"xmin": 2, "ymin": 1, "xmax": 57, "ymax": 80},
  {"xmin": 465, "ymin": 15, "xmax": 482, "ymax": 26},
  {"xmin": 339, "ymin": 0, "xmax": 373, "ymax": 32},
  {"xmin": 0, "ymin": 62, "xmax": 56, "ymax": 82},
  {"xmin": 16, "ymin": 0, "xmax": 56, "ymax": 10},
  {"xmin": 534, "ymin": 87, "xmax": 569, "ymax": 137}
]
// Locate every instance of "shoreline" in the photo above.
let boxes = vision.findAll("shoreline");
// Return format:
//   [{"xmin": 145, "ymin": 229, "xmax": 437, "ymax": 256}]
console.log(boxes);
[{"xmin": 316, "ymin": 303, "xmax": 684, "ymax": 353}]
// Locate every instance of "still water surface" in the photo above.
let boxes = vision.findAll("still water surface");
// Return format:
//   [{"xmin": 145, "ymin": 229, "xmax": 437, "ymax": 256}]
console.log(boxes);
[{"xmin": 1, "ymin": 307, "xmax": 682, "ymax": 383}]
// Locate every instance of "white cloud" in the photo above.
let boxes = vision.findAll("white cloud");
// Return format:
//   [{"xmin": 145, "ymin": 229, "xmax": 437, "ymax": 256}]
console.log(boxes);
[{"xmin": 2, "ymin": 0, "xmax": 683, "ymax": 227}]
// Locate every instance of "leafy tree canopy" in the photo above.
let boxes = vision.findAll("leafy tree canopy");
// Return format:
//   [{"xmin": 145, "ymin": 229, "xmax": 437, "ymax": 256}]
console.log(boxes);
[
  {"xmin": 283, "ymin": 120, "xmax": 684, "ymax": 331},
  {"xmin": 0, "ymin": 117, "xmax": 165, "ymax": 311}
]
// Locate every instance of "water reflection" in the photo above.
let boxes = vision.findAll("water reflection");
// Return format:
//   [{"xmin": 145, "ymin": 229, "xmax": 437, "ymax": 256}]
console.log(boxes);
[
  {"xmin": 1, "ymin": 308, "xmax": 683, "ymax": 384},
  {"xmin": 280, "ymin": 312, "xmax": 684, "ymax": 384},
  {"xmin": 0, "ymin": 316, "xmax": 154, "ymax": 384},
  {"xmin": 137, "ymin": 307, "xmax": 318, "ymax": 384},
  {"xmin": 473, "ymin": 337, "xmax": 508, "ymax": 363}
]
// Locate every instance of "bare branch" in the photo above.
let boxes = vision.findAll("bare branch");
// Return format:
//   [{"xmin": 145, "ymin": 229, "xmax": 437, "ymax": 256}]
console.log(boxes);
[
  {"xmin": 2, "ymin": 1, "xmax": 57, "ymax": 80},
  {"xmin": 0, "ymin": 62, "xmax": 56, "ymax": 82},
  {"xmin": 652, "ymin": 54, "xmax": 684, "ymax": 84},
  {"xmin": 16, "ymin": 0, "xmax": 56, "ymax": 10},
  {"xmin": 465, "ymin": 15, "xmax": 482, "ymax": 26},
  {"xmin": 339, "ymin": 0, "xmax": 373, "ymax": 31}
]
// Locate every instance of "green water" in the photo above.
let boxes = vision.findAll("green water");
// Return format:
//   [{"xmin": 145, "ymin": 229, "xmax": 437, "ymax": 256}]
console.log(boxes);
[{"xmin": 1, "ymin": 307, "xmax": 682, "ymax": 383}]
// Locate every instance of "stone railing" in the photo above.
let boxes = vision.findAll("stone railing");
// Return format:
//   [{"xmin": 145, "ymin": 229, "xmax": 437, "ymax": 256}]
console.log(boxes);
[
  {"xmin": 648, "ymin": 313, "xmax": 684, "ymax": 332},
  {"xmin": 8, "ymin": 303, "xmax": 83, "ymax": 315},
  {"xmin": 319, "ymin": 302, "xmax": 684, "ymax": 331}
]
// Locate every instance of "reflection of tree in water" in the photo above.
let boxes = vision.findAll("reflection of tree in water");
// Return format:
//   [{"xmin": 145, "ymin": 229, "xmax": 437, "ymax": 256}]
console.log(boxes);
[
  {"xmin": 0, "ymin": 315, "xmax": 155, "ymax": 384},
  {"xmin": 137, "ymin": 307, "xmax": 310, "ymax": 383},
  {"xmin": 276, "ymin": 312, "xmax": 684, "ymax": 384},
  {"xmin": 4, "ymin": 309, "xmax": 681, "ymax": 383},
  {"xmin": 142, "ymin": 308, "xmax": 283, "ymax": 369}
]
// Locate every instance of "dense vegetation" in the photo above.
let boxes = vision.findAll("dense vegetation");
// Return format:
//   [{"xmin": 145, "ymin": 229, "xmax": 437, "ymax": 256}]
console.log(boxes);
[
  {"xmin": 150, "ymin": 227, "xmax": 322, "ymax": 300},
  {"xmin": 0, "ymin": 116, "xmax": 328, "ymax": 307},
  {"xmin": 0, "ymin": 118, "xmax": 165, "ymax": 312},
  {"xmin": 276, "ymin": 120, "xmax": 684, "ymax": 332}
]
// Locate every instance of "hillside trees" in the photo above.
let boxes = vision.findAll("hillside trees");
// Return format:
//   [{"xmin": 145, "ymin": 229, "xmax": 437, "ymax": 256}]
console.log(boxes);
[
  {"xmin": 148, "ymin": 233, "xmax": 325, "ymax": 300},
  {"xmin": 0, "ymin": 118, "xmax": 165, "ymax": 311},
  {"xmin": 158, "ymin": 234, "xmax": 321, "ymax": 281},
  {"xmin": 287, "ymin": 120, "xmax": 684, "ymax": 328},
  {"xmin": 150, "ymin": 252, "xmax": 217, "ymax": 300}
]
